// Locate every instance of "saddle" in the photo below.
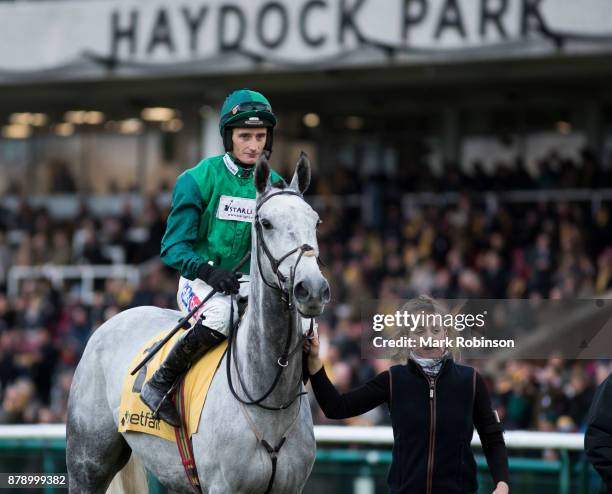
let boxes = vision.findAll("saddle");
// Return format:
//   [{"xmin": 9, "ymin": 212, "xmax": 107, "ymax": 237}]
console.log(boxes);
[{"xmin": 118, "ymin": 329, "xmax": 228, "ymax": 441}]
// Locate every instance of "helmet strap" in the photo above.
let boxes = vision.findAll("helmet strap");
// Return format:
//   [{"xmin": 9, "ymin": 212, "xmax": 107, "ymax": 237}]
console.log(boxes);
[
  {"xmin": 223, "ymin": 128, "xmax": 233, "ymax": 153},
  {"xmin": 264, "ymin": 130, "xmax": 273, "ymax": 154}
]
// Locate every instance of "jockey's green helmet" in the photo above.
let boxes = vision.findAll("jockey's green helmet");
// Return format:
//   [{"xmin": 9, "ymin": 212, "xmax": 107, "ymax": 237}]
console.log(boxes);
[{"xmin": 219, "ymin": 89, "xmax": 277, "ymax": 154}]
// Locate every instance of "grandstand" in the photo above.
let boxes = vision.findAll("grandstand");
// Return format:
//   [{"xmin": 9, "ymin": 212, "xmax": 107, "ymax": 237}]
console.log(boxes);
[{"xmin": 1, "ymin": 0, "xmax": 612, "ymax": 492}]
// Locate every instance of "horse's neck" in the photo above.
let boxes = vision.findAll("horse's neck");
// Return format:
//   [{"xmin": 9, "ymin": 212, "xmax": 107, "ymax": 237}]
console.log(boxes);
[{"xmin": 235, "ymin": 263, "xmax": 303, "ymax": 412}]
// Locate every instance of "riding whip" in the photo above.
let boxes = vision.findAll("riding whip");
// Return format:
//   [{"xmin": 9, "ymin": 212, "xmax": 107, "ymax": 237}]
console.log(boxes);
[{"xmin": 130, "ymin": 252, "xmax": 251, "ymax": 375}]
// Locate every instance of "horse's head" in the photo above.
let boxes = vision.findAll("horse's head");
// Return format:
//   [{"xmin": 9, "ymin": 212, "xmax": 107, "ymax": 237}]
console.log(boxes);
[{"xmin": 253, "ymin": 153, "xmax": 330, "ymax": 320}]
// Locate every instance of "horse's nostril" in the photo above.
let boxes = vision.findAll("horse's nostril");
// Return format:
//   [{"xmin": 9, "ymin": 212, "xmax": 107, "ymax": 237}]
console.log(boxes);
[
  {"xmin": 294, "ymin": 281, "xmax": 310, "ymax": 302},
  {"xmin": 320, "ymin": 283, "xmax": 331, "ymax": 302}
]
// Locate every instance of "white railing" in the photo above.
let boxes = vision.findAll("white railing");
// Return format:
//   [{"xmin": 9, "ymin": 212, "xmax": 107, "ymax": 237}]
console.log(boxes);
[
  {"xmin": 0, "ymin": 424, "xmax": 585, "ymax": 451},
  {"xmin": 314, "ymin": 425, "xmax": 585, "ymax": 450},
  {"xmin": 0, "ymin": 424, "xmax": 66, "ymax": 440},
  {"xmin": 7, "ymin": 265, "xmax": 140, "ymax": 303}
]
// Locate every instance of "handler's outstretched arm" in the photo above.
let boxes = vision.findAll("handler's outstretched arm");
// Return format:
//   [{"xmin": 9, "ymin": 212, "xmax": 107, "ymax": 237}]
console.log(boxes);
[{"xmin": 304, "ymin": 337, "xmax": 388, "ymax": 419}]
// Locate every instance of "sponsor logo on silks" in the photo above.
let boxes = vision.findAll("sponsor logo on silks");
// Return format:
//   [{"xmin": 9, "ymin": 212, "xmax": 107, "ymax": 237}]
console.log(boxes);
[
  {"xmin": 180, "ymin": 284, "xmax": 194, "ymax": 308},
  {"xmin": 121, "ymin": 409, "xmax": 161, "ymax": 430},
  {"xmin": 181, "ymin": 282, "xmax": 206, "ymax": 319},
  {"xmin": 223, "ymin": 199, "xmax": 253, "ymax": 215},
  {"xmin": 217, "ymin": 195, "xmax": 256, "ymax": 223},
  {"xmin": 188, "ymin": 292, "xmax": 205, "ymax": 320}
]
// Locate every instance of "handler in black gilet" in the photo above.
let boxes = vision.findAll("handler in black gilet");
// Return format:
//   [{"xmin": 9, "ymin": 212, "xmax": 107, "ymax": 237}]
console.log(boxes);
[{"xmin": 304, "ymin": 295, "xmax": 510, "ymax": 494}]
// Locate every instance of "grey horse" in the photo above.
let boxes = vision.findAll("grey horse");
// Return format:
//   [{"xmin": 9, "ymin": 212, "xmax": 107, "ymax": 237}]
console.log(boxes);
[{"xmin": 66, "ymin": 154, "xmax": 330, "ymax": 493}]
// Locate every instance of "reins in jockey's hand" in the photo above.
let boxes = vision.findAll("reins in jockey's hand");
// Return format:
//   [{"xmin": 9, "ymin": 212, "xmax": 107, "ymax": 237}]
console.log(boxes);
[
  {"xmin": 197, "ymin": 264, "xmax": 242, "ymax": 295},
  {"xmin": 130, "ymin": 253, "xmax": 251, "ymax": 376}
]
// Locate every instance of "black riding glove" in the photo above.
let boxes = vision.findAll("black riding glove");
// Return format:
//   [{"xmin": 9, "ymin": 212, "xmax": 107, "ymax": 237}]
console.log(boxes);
[{"xmin": 198, "ymin": 264, "xmax": 242, "ymax": 295}]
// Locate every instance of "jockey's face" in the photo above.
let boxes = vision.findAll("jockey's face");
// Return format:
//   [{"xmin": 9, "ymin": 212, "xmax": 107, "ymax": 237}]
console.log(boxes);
[{"xmin": 231, "ymin": 127, "xmax": 267, "ymax": 165}]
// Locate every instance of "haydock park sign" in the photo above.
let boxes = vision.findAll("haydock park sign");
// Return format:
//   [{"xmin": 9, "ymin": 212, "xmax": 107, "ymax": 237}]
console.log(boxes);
[{"xmin": 1, "ymin": 0, "xmax": 612, "ymax": 82}]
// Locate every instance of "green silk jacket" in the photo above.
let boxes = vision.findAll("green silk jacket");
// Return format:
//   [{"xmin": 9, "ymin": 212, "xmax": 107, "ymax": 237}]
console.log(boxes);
[{"xmin": 160, "ymin": 153, "xmax": 283, "ymax": 279}]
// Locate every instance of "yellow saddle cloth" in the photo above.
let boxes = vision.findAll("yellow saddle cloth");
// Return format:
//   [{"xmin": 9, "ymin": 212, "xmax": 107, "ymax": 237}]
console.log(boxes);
[{"xmin": 118, "ymin": 329, "xmax": 228, "ymax": 442}]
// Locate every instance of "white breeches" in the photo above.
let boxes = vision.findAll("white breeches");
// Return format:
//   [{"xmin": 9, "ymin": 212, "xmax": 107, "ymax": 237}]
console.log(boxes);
[{"xmin": 177, "ymin": 275, "xmax": 315, "ymax": 337}]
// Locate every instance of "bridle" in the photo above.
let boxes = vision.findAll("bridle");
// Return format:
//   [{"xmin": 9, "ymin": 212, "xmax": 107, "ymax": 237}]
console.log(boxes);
[
  {"xmin": 254, "ymin": 190, "xmax": 318, "ymax": 315},
  {"xmin": 226, "ymin": 189, "xmax": 318, "ymax": 412}
]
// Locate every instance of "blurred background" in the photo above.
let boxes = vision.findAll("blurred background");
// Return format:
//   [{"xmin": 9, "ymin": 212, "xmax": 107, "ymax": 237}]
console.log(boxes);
[{"xmin": 1, "ymin": 0, "xmax": 612, "ymax": 492}]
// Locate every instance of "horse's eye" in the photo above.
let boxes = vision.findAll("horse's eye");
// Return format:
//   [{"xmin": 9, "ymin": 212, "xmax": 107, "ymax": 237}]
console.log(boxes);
[
  {"xmin": 316, "ymin": 219, "xmax": 322, "ymax": 226},
  {"xmin": 261, "ymin": 218, "xmax": 272, "ymax": 229}
]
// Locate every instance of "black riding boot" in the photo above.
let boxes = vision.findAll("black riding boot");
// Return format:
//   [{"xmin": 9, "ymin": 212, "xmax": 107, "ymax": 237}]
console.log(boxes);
[{"xmin": 140, "ymin": 321, "xmax": 226, "ymax": 427}]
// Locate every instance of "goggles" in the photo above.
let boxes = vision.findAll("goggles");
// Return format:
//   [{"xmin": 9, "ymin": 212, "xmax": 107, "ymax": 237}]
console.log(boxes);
[{"xmin": 225, "ymin": 101, "xmax": 272, "ymax": 118}]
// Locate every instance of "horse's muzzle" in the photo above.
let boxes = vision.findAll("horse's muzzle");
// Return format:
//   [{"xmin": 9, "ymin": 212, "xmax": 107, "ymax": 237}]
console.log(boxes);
[{"xmin": 293, "ymin": 278, "xmax": 330, "ymax": 314}]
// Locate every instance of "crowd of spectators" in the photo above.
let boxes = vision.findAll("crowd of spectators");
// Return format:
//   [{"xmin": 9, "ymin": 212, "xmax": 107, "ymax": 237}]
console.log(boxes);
[
  {"xmin": 313, "ymin": 147, "xmax": 612, "ymax": 196},
  {"xmin": 0, "ymin": 152, "xmax": 611, "ymax": 463}
]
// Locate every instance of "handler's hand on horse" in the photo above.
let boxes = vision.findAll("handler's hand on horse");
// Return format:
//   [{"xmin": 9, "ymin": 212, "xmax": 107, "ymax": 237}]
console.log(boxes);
[
  {"xmin": 492, "ymin": 481, "xmax": 509, "ymax": 494},
  {"xmin": 303, "ymin": 335, "xmax": 323, "ymax": 375},
  {"xmin": 198, "ymin": 264, "xmax": 242, "ymax": 295}
]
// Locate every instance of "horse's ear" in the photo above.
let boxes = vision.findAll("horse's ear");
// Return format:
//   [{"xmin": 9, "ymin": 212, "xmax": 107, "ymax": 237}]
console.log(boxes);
[
  {"xmin": 289, "ymin": 151, "xmax": 311, "ymax": 194},
  {"xmin": 255, "ymin": 154, "xmax": 271, "ymax": 194}
]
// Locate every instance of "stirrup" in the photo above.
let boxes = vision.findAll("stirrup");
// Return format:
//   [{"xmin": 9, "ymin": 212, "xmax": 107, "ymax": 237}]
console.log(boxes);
[{"xmin": 151, "ymin": 378, "xmax": 181, "ymax": 418}]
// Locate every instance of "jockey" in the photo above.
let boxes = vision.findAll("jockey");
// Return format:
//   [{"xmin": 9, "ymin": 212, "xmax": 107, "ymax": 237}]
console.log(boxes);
[{"xmin": 140, "ymin": 89, "xmax": 285, "ymax": 427}]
